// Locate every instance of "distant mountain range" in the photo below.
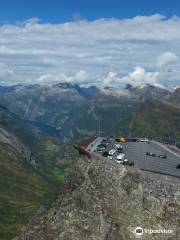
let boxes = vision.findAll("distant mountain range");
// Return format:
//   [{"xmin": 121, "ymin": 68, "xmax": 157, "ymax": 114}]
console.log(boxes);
[{"xmin": 0, "ymin": 83, "xmax": 179, "ymax": 141}]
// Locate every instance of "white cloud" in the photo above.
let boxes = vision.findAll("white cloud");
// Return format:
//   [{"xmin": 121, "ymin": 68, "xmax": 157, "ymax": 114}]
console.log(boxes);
[
  {"xmin": 37, "ymin": 70, "xmax": 94, "ymax": 86},
  {"xmin": 157, "ymin": 52, "xmax": 178, "ymax": 67},
  {"xmin": 122, "ymin": 66, "xmax": 160, "ymax": 86},
  {"xmin": 0, "ymin": 15, "xmax": 180, "ymax": 87},
  {"xmin": 103, "ymin": 67, "xmax": 160, "ymax": 87},
  {"xmin": 72, "ymin": 70, "xmax": 89, "ymax": 84},
  {"xmin": 0, "ymin": 64, "xmax": 14, "ymax": 82},
  {"xmin": 103, "ymin": 72, "xmax": 120, "ymax": 86},
  {"xmin": 37, "ymin": 73, "xmax": 68, "ymax": 85}
]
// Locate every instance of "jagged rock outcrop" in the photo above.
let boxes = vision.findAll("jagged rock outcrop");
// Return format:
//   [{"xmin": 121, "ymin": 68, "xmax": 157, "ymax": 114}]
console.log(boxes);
[{"xmin": 15, "ymin": 154, "xmax": 180, "ymax": 240}]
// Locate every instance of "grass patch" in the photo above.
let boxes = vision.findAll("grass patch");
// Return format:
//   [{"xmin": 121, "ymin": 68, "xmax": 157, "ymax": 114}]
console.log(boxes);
[
  {"xmin": 0, "ymin": 143, "xmax": 56, "ymax": 240},
  {"xmin": 44, "ymin": 140, "xmax": 59, "ymax": 153},
  {"xmin": 52, "ymin": 167, "xmax": 69, "ymax": 183}
]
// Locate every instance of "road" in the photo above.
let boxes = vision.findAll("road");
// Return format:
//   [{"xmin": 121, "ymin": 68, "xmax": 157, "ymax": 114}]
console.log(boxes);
[{"xmin": 87, "ymin": 138, "xmax": 180, "ymax": 178}]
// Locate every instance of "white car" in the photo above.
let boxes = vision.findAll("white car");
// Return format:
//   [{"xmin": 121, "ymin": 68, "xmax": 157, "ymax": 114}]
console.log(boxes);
[
  {"xmin": 107, "ymin": 149, "xmax": 116, "ymax": 160},
  {"xmin": 123, "ymin": 159, "xmax": 129, "ymax": 165},
  {"xmin": 115, "ymin": 153, "xmax": 125, "ymax": 164},
  {"xmin": 108, "ymin": 149, "xmax": 116, "ymax": 156},
  {"xmin": 107, "ymin": 155, "xmax": 113, "ymax": 160},
  {"xmin": 140, "ymin": 138, "xmax": 149, "ymax": 143},
  {"xmin": 114, "ymin": 143, "xmax": 123, "ymax": 149},
  {"xmin": 116, "ymin": 159, "xmax": 123, "ymax": 164}
]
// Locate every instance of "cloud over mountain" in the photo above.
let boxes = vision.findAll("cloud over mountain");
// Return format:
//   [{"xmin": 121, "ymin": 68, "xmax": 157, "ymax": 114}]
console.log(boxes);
[{"xmin": 103, "ymin": 67, "xmax": 160, "ymax": 87}]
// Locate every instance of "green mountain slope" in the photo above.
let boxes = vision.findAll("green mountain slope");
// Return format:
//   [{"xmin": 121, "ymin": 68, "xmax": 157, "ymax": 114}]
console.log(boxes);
[
  {"xmin": 0, "ymin": 105, "xmax": 77, "ymax": 177},
  {"xmin": 113, "ymin": 100, "xmax": 180, "ymax": 142},
  {"xmin": 0, "ymin": 143, "xmax": 57, "ymax": 240},
  {"xmin": 0, "ymin": 106, "xmax": 78, "ymax": 239},
  {"xmin": 73, "ymin": 98, "xmax": 136, "ymax": 140}
]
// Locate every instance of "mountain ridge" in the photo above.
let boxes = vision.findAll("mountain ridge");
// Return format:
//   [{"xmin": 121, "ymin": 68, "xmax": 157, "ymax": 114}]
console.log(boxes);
[{"xmin": 0, "ymin": 83, "xmax": 176, "ymax": 140}]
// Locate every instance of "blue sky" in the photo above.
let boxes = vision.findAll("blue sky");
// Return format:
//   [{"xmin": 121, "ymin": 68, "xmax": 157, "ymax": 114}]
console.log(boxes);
[
  {"xmin": 0, "ymin": 1, "xmax": 180, "ymax": 87},
  {"xmin": 0, "ymin": 0, "xmax": 180, "ymax": 23}
]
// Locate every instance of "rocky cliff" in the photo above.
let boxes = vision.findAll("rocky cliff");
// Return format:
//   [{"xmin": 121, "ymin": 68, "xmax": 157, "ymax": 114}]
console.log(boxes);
[
  {"xmin": 15, "ymin": 153, "xmax": 180, "ymax": 240},
  {"xmin": 0, "ymin": 127, "xmax": 36, "ymax": 166}
]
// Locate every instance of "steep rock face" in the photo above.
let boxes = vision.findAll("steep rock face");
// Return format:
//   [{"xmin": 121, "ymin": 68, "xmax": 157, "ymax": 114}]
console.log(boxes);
[
  {"xmin": 15, "ymin": 154, "xmax": 180, "ymax": 240},
  {"xmin": 0, "ymin": 127, "xmax": 36, "ymax": 166}
]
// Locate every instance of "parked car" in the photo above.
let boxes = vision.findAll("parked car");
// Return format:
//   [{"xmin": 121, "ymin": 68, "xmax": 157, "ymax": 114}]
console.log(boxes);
[
  {"xmin": 108, "ymin": 149, "xmax": 116, "ymax": 156},
  {"xmin": 140, "ymin": 138, "xmax": 149, "ymax": 143},
  {"xmin": 101, "ymin": 138, "xmax": 109, "ymax": 144},
  {"xmin": 176, "ymin": 164, "xmax": 180, "ymax": 169},
  {"xmin": 97, "ymin": 144, "xmax": 106, "ymax": 152},
  {"xmin": 132, "ymin": 138, "xmax": 140, "ymax": 142},
  {"xmin": 158, "ymin": 154, "xmax": 167, "ymax": 159},
  {"xmin": 100, "ymin": 143, "xmax": 107, "ymax": 148},
  {"xmin": 114, "ymin": 143, "xmax": 123, "ymax": 150},
  {"xmin": 108, "ymin": 149, "xmax": 116, "ymax": 160},
  {"xmin": 146, "ymin": 152, "xmax": 156, "ymax": 157},
  {"xmin": 116, "ymin": 159, "xmax": 122, "ymax": 164},
  {"xmin": 102, "ymin": 151, "xmax": 109, "ymax": 157},
  {"xmin": 123, "ymin": 159, "xmax": 129, "ymax": 165},
  {"xmin": 107, "ymin": 155, "xmax": 113, "ymax": 160},
  {"xmin": 176, "ymin": 142, "xmax": 180, "ymax": 149},
  {"xmin": 117, "ymin": 148, "xmax": 123, "ymax": 153},
  {"xmin": 128, "ymin": 161, "xmax": 134, "ymax": 166},
  {"xmin": 116, "ymin": 153, "xmax": 125, "ymax": 164}
]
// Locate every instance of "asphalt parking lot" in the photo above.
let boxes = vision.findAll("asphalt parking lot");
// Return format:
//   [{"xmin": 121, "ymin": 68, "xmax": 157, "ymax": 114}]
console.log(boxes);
[{"xmin": 88, "ymin": 137, "xmax": 180, "ymax": 178}]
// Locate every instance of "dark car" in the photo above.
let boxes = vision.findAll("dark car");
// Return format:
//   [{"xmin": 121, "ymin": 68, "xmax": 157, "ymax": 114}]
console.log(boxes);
[
  {"xmin": 146, "ymin": 152, "xmax": 156, "ymax": 157},
  {"xmin": 122, "ymin": 159, "xmax": 129, "ymax": 165},
  {"xmin": 102, "ymin": 151, "xmax": 109, "ymax": 157},
  {"xmin": 128, "ymin": 161, "xmax": 134, "ymax": 166},
  {"xmin": 97, "ymin": 144, "xmax": 106, "ymax": 152},
  {"xmin": 118, "ymin": 148, "xmax": 123, "ymax": 153},
  {"xmin": 101, "ymin": 138, "xmax": 109, "ymax": 143},
  {"xmin": 176, "ymin": 142, "xmax": 180, "ymax": 149},
  {"xmin": 101, "ymin": 141, "xmax": 108, "ymax": 147},
  {"xmin": 176, "ymin": 164, "xmax": 180, "ymax": 169},
  {"xmin": 100, "ymin": 143, "xmax": 107, "ymax": 148},
  {"xmin": 158, "ymin": 154, "xmax": 167, "ymax": 159}
]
